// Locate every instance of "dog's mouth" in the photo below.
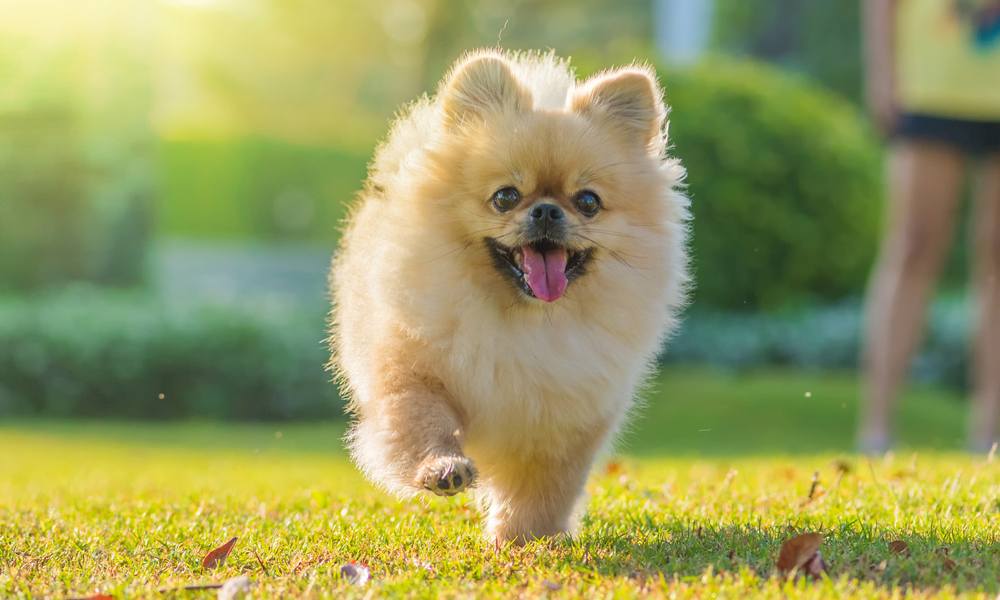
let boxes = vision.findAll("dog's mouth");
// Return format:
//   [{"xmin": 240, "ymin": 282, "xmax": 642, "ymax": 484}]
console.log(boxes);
[{"xmin": 484, "ymin": 237, "xmax": 594, "ymax": 302}]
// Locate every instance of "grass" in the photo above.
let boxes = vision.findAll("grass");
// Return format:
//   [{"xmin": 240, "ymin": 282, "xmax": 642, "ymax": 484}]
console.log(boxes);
[{"xmin": 0, "ymin": 368, "xmax": 997, "ymax": 598}]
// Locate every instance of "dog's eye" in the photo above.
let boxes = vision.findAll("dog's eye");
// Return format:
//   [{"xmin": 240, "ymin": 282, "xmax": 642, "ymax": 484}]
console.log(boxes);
[
  {"xmin": 490, "ymin": 187, "xmax": 521, "ymax": 212},
  {"xmin": 573, "ymin": 190, "xmax": 602, "ymax": 217}
]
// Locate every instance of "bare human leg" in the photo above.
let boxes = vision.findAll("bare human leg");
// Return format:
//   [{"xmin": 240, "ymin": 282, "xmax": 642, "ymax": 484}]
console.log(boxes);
[
  {"xmin": 860, "ymin": 140, "xmax": 966, "ymax": 452},
  {"xmin": 969, "ymin": 153, "xmax": 1000, "ymax": 453}
]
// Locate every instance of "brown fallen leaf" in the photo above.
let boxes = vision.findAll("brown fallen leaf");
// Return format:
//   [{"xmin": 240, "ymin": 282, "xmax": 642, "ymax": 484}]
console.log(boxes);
[
  {"xmin": 776, "ymin": 532, "xmax": 824, "ymax": 577},
  {"xmin": 202, "ymin": 536, "xmax": 238, "ymax": 570},
  {"xmin": 340, "ymin": 562, "xmax": 370, "ymax": 585},
  {"xmin": 888, "ymin": 540, "xmax": 910, "ymax": 556},
  {"xmin": 604, "ymin": 460, "xmax": 623, "ymax": 476}
]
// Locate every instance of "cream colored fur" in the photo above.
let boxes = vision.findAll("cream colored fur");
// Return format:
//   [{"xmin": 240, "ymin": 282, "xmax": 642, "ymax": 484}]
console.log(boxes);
[{"xmin": 329, "ymin": 49, "xmax": 688, "ymax": 544}]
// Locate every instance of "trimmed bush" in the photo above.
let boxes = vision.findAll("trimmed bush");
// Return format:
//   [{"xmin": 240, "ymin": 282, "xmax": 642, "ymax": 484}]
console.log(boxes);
[
  {"xmin": 711, "ymin": 0, "xmax": 863, "ymax": 104},
  {"xmin": 664, "ymin": 297, "xmax": 971, "ymax": 393},
  {"xmin": 660, "ymin": 59, "xmax": 882, "ymax": 310},
  {"xmin": 0, "ymin": 287, "xmax": 339, "ymax": 420},
  {"xmin": 0, "ymin": 286, "xmax": 970, "ymax": 419}
]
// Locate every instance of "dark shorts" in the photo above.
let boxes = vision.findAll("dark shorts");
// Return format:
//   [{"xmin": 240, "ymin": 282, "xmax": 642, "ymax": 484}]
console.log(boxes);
[{"xmin": 895, "ymin": 113, "xmax": 1000, "ymax": 155}]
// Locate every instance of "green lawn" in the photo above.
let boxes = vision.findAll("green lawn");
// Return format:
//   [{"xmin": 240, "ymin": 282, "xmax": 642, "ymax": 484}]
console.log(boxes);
[{"xmin": 1, "ymin": 368, "xmax": 997, "ymax": 598}]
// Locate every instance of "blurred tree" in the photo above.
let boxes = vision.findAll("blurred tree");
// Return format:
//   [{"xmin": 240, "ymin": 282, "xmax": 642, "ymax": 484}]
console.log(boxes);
[
  {"xmin": 712, "ymin": 0, "xmax": 863, "ymax": 104},
  {"xmin": 156, "ymin": 0, "xmax": 653, "ymax": 148},
  {"xmin": 0, "ymin": 110, "xmax": 89, "ymax": 289},
  {"xmin": 153, "ymin": 0, "xmax": 655, "ymax": 240},
  {"xmin": 0, "ymin": 0, "xmax": 155, "ymax": 291}
]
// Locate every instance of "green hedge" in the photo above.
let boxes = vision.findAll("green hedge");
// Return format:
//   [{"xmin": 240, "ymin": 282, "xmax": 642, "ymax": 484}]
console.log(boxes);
[
  {"xmin": 0, "ymin": 287, "xmax": 339, "ymax": 420},
  {"xmin": 711, "ymin": 0, "xmax": 863, "ymax": 104},
  {"xmin": 661, "ymin": 60, "xmax": 882, "ymax": 310},
  {"xmin": 665, "ymin": 298, "xmax": 970, "ymax": 393},
  {"xmin": 0, "ymin": 286, "xmax": 970, "ymax": 419}
]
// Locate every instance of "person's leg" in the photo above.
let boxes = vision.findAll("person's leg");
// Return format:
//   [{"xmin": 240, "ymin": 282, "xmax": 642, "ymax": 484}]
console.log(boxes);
[
  {"xmin": 969, "ymin": 153, "xmax": 1000, "ymax": 453},
  {"xmin": 859, "ymin": 140, "xmax": 966, "ymax": 452}
]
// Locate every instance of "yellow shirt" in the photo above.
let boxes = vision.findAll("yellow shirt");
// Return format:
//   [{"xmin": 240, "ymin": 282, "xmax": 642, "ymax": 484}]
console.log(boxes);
[{"xmin": 896, "ymin": 0, "xmax": 1000, "ymax": 120}]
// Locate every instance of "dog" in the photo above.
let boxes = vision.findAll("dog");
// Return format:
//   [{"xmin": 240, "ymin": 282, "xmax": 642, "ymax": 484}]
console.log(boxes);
[{"xmin": 329, "ymin": 49, "xmax": 688, "ymax": 544}]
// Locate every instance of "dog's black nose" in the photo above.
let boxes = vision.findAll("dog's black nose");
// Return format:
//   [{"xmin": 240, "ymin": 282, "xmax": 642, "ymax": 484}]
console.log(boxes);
[{"xmin": 529, "ymin": 203, "xmax": 564, "ymax": 224}]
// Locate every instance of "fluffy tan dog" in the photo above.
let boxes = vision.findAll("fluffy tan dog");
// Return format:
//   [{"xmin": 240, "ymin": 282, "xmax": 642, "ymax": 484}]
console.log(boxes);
[{"xmin": 329, "ymin": 49, "xmax": 688, "ymax": 544}]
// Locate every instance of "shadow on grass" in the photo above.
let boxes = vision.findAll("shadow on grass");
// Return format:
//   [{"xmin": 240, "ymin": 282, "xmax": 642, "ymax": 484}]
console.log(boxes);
[{"xmin": 566, "ymin": 521, "xmax": 998, "ymax": 594}]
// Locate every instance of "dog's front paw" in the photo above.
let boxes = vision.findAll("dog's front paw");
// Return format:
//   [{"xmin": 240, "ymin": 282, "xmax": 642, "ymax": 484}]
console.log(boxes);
[{"xmin": 416, "ymin": 455, "xmax": 477, "ymax": 496}]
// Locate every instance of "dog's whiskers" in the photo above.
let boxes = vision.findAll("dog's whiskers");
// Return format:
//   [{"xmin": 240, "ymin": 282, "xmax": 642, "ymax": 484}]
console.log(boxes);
[
  {"xmin": 574, "ymin": 233, "xmax": 647, "ymax": 271},
  {"xmin": 578, "ymin": 227, "xmax": 639, "ymax": 240}
]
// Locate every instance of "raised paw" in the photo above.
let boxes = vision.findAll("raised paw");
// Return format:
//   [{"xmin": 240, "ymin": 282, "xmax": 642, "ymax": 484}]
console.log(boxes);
[{"xmin": 416, "ymin": 455, "xmax": 477, "ymax": 497}]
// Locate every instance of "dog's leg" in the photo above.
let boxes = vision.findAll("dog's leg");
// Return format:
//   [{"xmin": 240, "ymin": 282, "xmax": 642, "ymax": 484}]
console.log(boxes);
[
  {"xmin": 484, "ymin": 436, "xmax": 603, "ymax": 544},
  {"xmin": 350, "ymin": 376, "xmax": 476, "ymax": 497}
]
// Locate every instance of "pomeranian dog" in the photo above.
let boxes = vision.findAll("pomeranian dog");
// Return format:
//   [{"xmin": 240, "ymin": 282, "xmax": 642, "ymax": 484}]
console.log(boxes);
[{"xmin": 329, "ymin": 49, "xmax": 688, "ymax": 544}]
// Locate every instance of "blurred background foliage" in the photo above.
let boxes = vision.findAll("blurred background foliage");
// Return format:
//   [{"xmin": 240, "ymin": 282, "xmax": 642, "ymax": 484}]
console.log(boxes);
[
  {"xmin": 0, "ymin": 0, "xmax": 975, "ymax": 419},
  {"xmin": 661, "ymin": 60, "xmax": 880, "ymax": 310},
  {"xmin": 712, "ymin": 0, "xmax": 863, "ymax": 103}
]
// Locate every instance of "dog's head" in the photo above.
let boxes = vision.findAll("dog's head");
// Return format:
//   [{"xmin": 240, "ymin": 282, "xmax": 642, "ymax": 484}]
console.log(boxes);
[{"xmin": 416, "ymin": 51, "xmax": 679, "ymax": 306}]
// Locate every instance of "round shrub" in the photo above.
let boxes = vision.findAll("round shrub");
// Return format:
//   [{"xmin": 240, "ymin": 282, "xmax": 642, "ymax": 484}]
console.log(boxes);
[
  {"xmin": 0, "ymin": 287, "xmax": 340, "ymax": 420},
  {"xmin": 659, "ymin": 59, "xmax": 882, "ymax": 310}
]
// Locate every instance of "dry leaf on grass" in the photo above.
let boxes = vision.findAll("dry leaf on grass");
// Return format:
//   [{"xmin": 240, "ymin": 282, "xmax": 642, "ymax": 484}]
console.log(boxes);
[
  {"xmin": 776, "ymin": 532, "xmax": 826, "ymax": 580},
  {"xmin": 889, "ymin": 540, "xmax": 910, "ymax": 556},
  {"xmin": 937, "ymin": 548, "xmax": 958, "ymax": 571},
  {"xmin": 340, "ymin": 562, "xmax": 371, "ymax": 585},
  {"xmin": 202, "ymin": 536, "xmax": 238, "ymax": 570}
]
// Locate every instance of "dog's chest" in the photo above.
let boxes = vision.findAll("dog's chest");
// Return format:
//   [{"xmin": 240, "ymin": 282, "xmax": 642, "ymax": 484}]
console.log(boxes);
[{"xmin": 433, "ymin": 309, "xmax": 648, "ymax": 454}]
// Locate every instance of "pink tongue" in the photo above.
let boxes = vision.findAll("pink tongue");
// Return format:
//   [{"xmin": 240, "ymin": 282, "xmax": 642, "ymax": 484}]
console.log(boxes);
[{"xmin": 521, "ymin": 245, "xmax": 568, "ymax": 302}]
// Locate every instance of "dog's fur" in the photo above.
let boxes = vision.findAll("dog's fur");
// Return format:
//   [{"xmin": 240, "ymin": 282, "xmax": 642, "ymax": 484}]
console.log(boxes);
[{"xmin": 329, "ymin": 49, "xmax": 688, "ymax": 543}]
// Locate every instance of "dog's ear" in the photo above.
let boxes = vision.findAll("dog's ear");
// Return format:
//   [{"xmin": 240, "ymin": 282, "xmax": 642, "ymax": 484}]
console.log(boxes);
[
  {"xmin": 441, "ymin": 52, "xmax": 532, "ymax": 129},
  {"xmin": 571, "ymin": 66, "xmax": 665, "ymax": 151}
]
